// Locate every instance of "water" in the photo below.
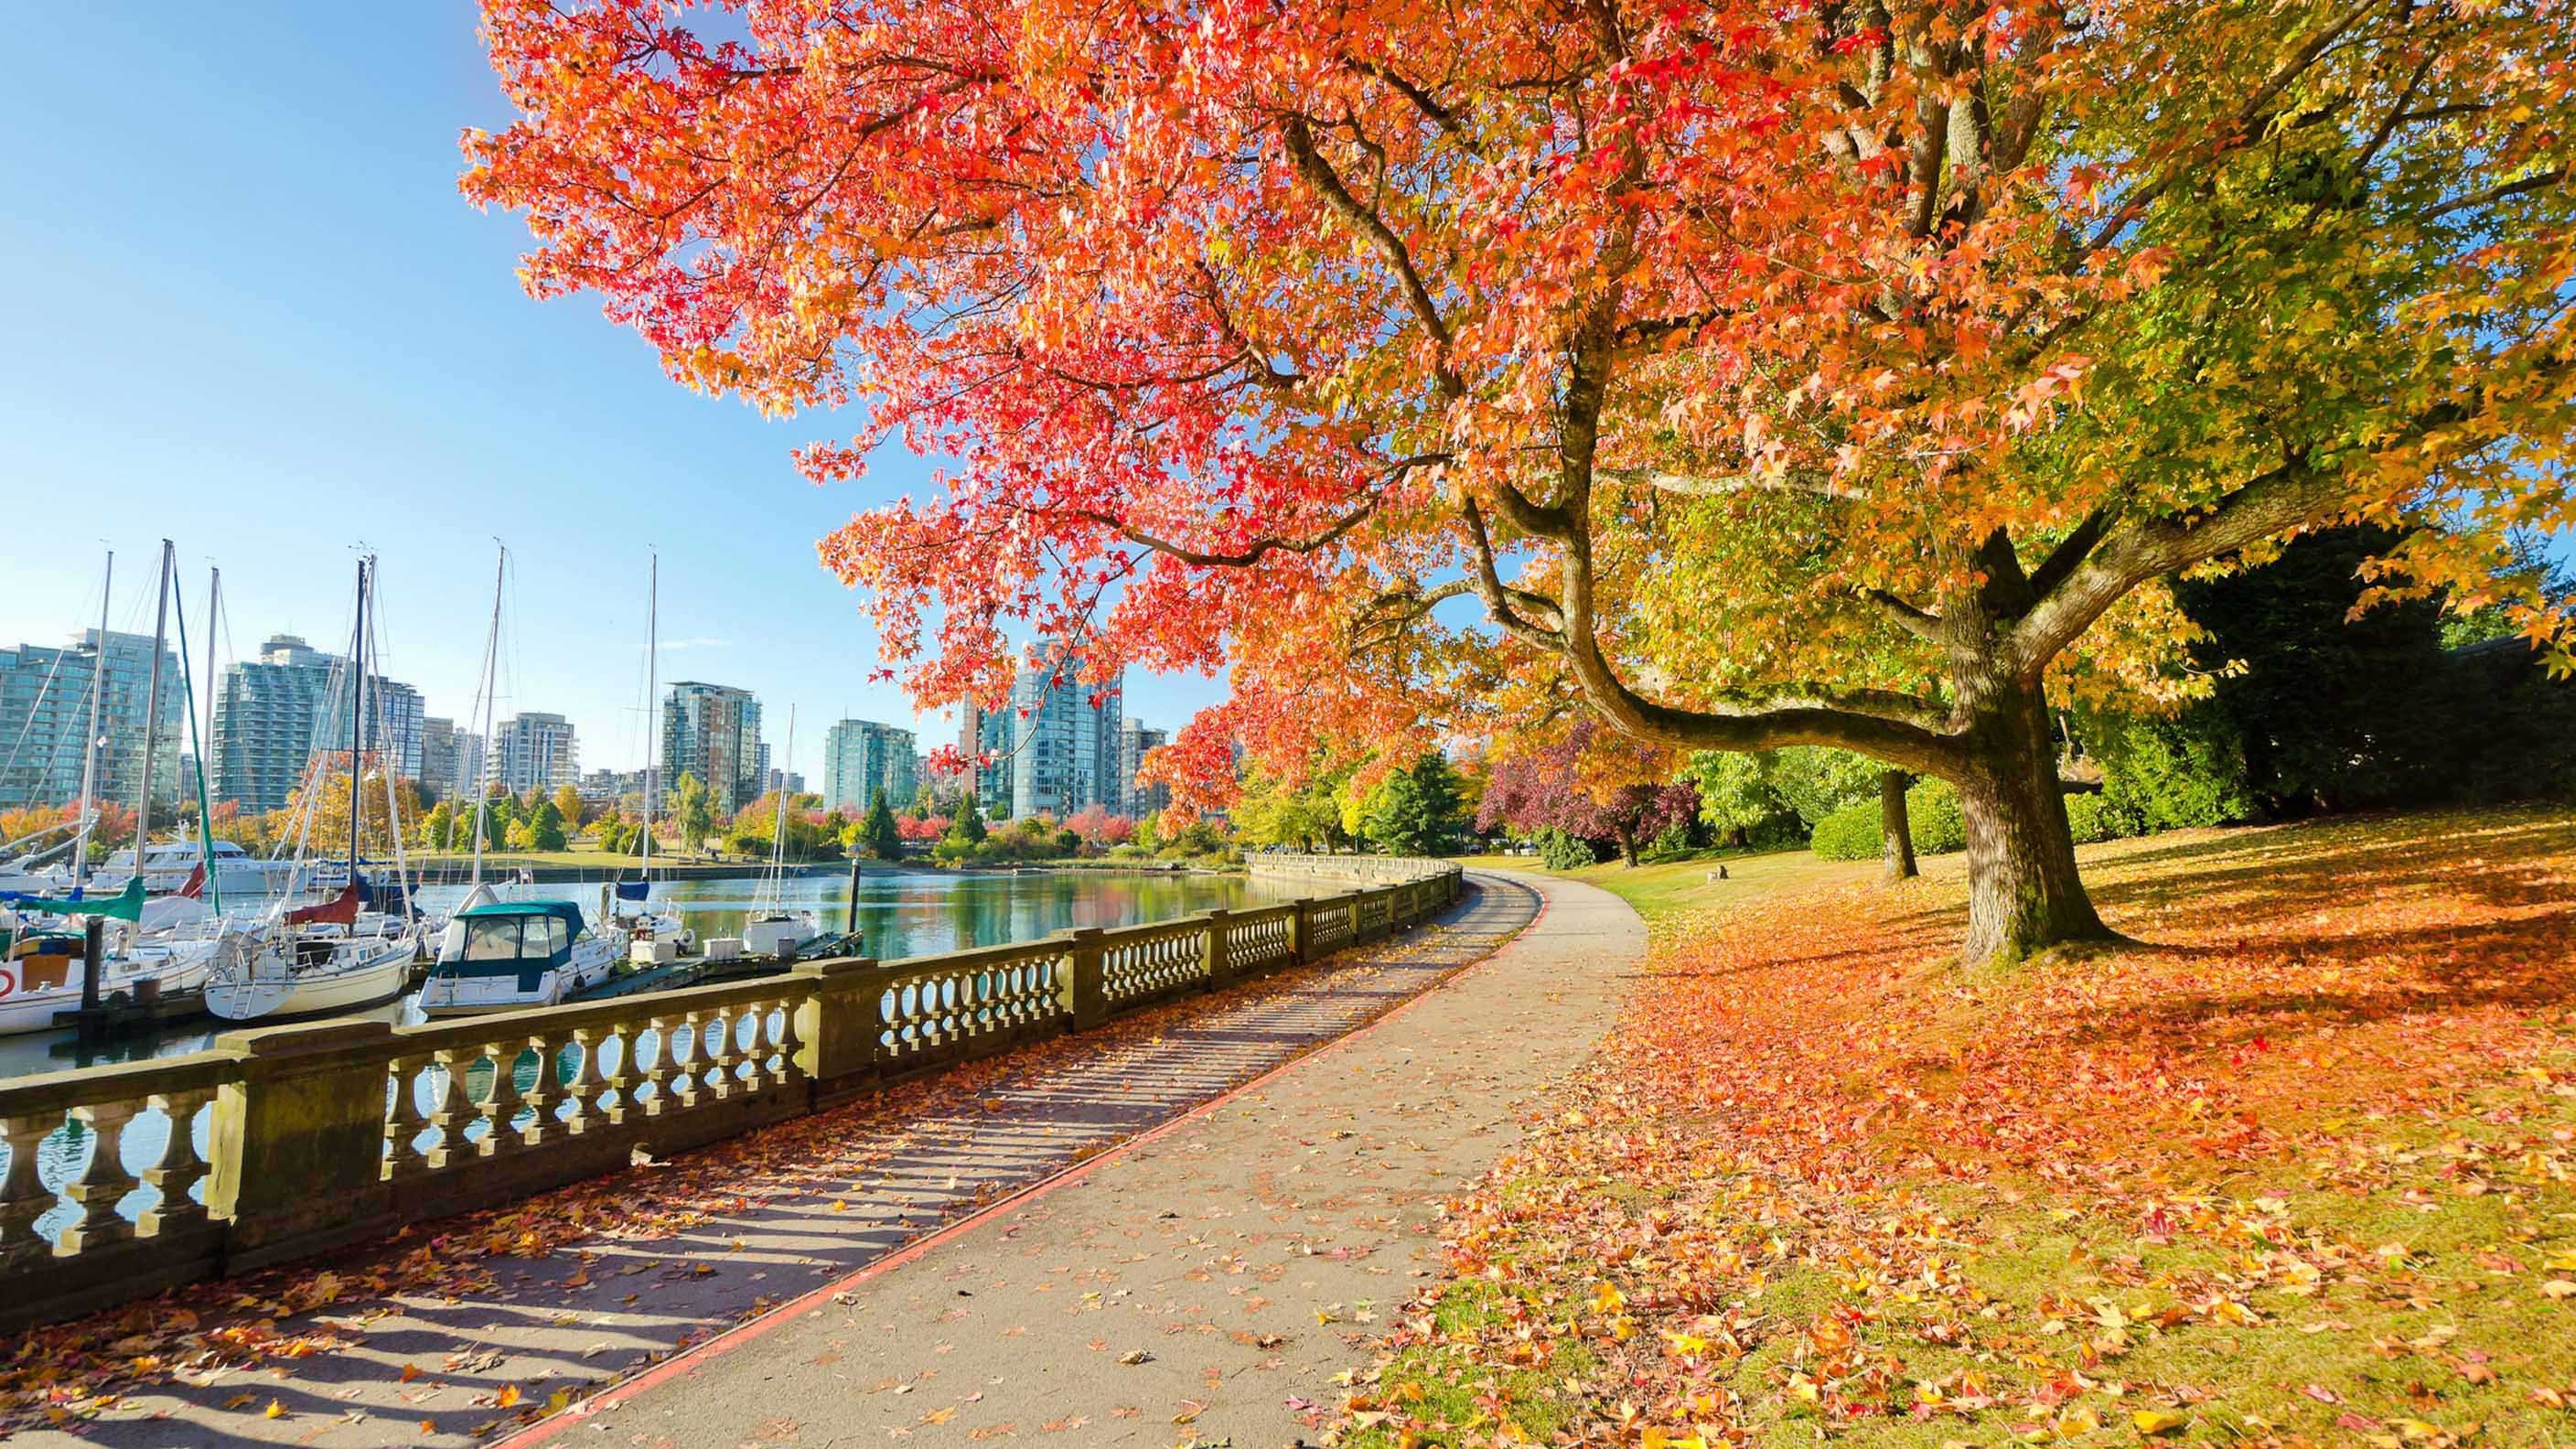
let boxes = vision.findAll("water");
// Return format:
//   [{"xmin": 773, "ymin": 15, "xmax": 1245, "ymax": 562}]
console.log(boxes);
[
  {"xmin": 0, "ymin": 866, "xmax": 1276, "ymax": 1080},
  {"xmin": 3, "ymin": 866, "xmax": 1279, "ymax": 1239}
]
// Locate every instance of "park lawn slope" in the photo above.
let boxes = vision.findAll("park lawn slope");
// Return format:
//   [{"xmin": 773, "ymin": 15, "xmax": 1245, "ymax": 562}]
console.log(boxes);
[{"xmin": 1351, "ymin": 810, "xmax": 2576, "ymax": 1448}]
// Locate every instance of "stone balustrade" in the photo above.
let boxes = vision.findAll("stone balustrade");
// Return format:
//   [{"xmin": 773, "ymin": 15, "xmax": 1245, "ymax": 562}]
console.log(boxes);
[{"xmin": 0, "ymin": 864, "xmax": 1462, "ymax": 1331}]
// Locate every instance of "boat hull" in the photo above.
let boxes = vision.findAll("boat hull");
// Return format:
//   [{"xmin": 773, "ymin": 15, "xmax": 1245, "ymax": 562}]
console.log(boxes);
[
  {"xmin": 0, "ymin": 941, "xmax": 219, "ymax": 1036},
  {"xmin": 204, "ymin": 936, "xmax": 415, "ymax": 1022}
]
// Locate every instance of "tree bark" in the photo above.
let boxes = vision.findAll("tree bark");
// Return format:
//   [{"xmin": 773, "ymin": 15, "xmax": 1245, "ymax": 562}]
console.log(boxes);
[
  {"xmin": 1877, "ymin": 769, "xmax": 1916, "ymax": 883},
  {"xmin": 1953, "ymin": 677, "xmax": 2109, "ymax": 961},
  {"xmin": 1616, "ymin": 826, "xmax": 1640, "ymax": 867}
]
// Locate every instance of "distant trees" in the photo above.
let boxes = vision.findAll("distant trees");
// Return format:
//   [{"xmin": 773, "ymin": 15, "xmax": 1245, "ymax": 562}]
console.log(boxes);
[
  {"xmin": 862, "ymin": 791, "xmax": 905, "ymax": 861},
  {"xmin": 670, "ymin": 773, "xmax": 713, "ymax": 857},
  {"xmin": 1230, "ymin": 765, "xmax": 1347, "ymax": 853},
  {"xmin": 1478, "ymin": 724, "xmax": 1695, "ymax": 868},
  {"xmin": 1359, "ymin": 754, "xmax": 1471, "ymax": 858},
  {"xmin": 1062, "ymin": 804, "xmax": 1132, "ymax": 850},
  {"xmin": 552, "ymin": 784, "xmax": 585, "ymax": 832}
]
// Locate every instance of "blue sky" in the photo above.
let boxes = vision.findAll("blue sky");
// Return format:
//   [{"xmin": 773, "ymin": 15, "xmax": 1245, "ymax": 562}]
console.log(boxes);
[{"xmin": 0, "ymin": 3, "xmax": 1228, "ymax": 777}]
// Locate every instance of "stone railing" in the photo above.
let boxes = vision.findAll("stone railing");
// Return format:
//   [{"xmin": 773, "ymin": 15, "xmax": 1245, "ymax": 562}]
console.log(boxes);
[
  {"xmin": 0, "ymin": 864, "xmax": 1462, "ymax": 1331},
  {"xmin": 1248, "ymin": 853, "xmax": 1465, "ymax": 887}
]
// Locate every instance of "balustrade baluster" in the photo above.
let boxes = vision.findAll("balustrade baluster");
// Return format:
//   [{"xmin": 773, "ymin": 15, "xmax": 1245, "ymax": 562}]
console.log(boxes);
[
  {"xmin": 137, "ymin": 1090, "xmax": 211, "ymax": 1236},
  {"xmin": 767, "ymin": 1000, "xmax": 802, "ymax": 1087},
  {"xmin": 488, "ymin": 1038, "xmax": 538, "ymax": 1152},
  {"xmin": 382, "ymin": 1053, "xmax": 435, "ymax": 1181},
  {"xmin": 672, "ymin": 1013, "xmax": 705, "ymax": 1109},
  {"xmin": 424, "ymin": 1050, "xmax": 468, "ymax": 1170},
  {"xmin": 561, "ymin": 1030, "xmax": 596, "ymax": 1131},
  {"xmin": 56, "ymin": 1101, "xmax": 141, "ymax": 1254},
  {"xmin": 641, "ymin": 1016, "xmax": 678, "ymax": 1115},
  {"xmin": 1, "ymin": 1111, "xmax": 60, "ymax": 1268},
  {"xmin": 597, "ymin": 1025, "xmax": 636, "ymax": 1127}
]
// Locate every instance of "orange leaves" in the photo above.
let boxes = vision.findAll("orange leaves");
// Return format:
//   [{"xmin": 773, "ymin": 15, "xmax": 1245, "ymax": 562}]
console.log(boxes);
[{"xmin": 1352, "ymin": 810, "xmax": 2576, "ymax": 1442}]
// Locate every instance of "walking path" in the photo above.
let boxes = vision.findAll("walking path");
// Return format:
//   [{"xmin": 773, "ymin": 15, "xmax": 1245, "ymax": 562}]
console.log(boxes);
[
  {"xmin": 16, "ymin": 872, "xmax": 1639, "ymax": 1448},
  {"xmin": 515, "ymin": 870, "xmax": 1639, "ymax": 1449}
]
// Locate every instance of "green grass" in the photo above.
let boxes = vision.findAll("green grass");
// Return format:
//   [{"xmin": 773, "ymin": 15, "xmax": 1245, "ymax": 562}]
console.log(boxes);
[
  {"xmin": 1457, "ymin": 847, "xmax": 1865, "ymax": 928},
  {"xmin": 1342, "ymin": 1280, "xmax": 1599, "ymax": 1449}
]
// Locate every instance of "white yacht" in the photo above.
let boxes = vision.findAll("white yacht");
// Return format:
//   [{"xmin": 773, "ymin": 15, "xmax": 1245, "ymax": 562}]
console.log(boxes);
[
  {"xmin": 90, "ymin": 838, "xmax": 296, "ymax": 898},
  {"xmin": 419, "ymin": 899, "xmax": 620, "ymax": 1014}
]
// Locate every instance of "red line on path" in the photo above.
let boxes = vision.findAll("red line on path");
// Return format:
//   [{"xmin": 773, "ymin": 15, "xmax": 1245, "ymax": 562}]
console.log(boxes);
[{"xmin": 494, "ymin": 873, "xmax": 1544, "ymax": 1449}]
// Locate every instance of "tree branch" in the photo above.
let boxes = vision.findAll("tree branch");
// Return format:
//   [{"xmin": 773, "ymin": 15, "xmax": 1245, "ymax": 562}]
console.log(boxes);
[{"xmin": 1278, "ymin": 114, "xmax": 1465, "ymax": 400}]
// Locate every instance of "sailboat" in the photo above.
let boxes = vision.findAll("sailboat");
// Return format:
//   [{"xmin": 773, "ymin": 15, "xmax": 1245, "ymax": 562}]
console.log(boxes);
[
  {"xmin": 420, "ymin": 544, "xmax": 627, "ymax": 1014},
  {"xmin": 0, "ymin": 545, "xmax": 230, "ymax": 1034},
  {"xmin": 743, "ymin": 703, "xmax": 821, "ymax": 958},
  {"xmin": 205, "ymin": 555, "xmax": 419, "ymax": 1021},
  {"xmin": 606, "ymin": 552, "xmax": 691, "ymax": 961}
]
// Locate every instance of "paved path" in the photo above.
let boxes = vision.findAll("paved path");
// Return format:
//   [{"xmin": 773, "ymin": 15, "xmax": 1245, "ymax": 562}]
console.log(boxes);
[
  {"xmin": 533, "ymin": 870, "xmax": 1639, "ymax": 1449},
  {"xmin": 17, "ymin": 872, "xmax": 1641, "ymax": 1449}
]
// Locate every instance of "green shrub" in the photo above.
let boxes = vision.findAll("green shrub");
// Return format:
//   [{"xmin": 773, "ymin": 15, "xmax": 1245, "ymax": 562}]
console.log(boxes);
[
  {"xmin": 2092, "ymin": 714, "xmax": 2253, "ymax": 832},
  {"xmin": 1808, "ymin": 801, "xmax": 1881, "ymax": 861},
  {"xmin": 2063, "ymin": 791, "xmax": 2130, "ymax": 844},
  {"xmin": 1809, "ymin": 778, "xmax": 1966, "ymax": 861},
  {"xmin": 1905, "ymin": 778, "xmax": 1965, "ymax": 854},
  {"xmin": 1535, "ymin": 828, "xmax": 1598, "ymax": 871}
]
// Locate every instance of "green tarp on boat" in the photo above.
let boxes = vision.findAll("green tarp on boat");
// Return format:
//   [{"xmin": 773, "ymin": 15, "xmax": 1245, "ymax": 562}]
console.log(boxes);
[{"xmin": 0, "ymin": 876, "xmax": 146, "ymax": 922}]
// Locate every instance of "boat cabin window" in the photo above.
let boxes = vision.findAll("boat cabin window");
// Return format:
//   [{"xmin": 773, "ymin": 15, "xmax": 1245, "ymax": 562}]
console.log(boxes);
[
  {"xmin": 462, "ymin": 916, "xmax": 523, "ymax": 961},
  {"xmin": 529, "ymin": 915, "xmax": 569, "ymax": 958}
]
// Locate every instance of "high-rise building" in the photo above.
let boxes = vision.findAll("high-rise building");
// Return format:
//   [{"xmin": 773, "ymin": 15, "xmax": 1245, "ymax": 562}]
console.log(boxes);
[
  {"xmin": 577, "ymin": 767, "xmax": 647, "ymax": 805},
  {"xmin": 821, "ymin": 720, "xmax": 918, "ymax": 812},
  {"xmin": 0, "ymin": 629, "xmax": 184, "ymax": 811},
  {"xmin": 954, "ymin": 702, "xmax": 1014, "ymax": 819},
  {"xmin": 489, "ymin": 713, "xmax": 580, "ymax": 795},
  {"xmin": 1117, "ymin": 716, "xmax": 1170, "ymax": 819},
  {"xmin": 419, "ymin": 717, "xmax": 462, "ymax": 800},
  {"xmin": 372, "ymin": 680, "xmax": 425, "ymax": 782},
  {"xmin": 1007, "ymin": 660, "xmax": 1123, "ymax": 821},
  {"xmin": 209, "ymin": 634, "xmax": 417, "ymax": 815},
  {"xmin": 764, "ymin": 767, "xmax": 806, "ymax": 798},
  {"xmin": 660, "ymin": 682, "xmax": 763, "ymax": 816}
]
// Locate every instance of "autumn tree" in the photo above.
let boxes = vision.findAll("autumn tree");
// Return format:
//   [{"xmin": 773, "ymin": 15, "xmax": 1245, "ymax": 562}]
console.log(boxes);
[
  {"xmin": 670, "ymin": 772, "xmax": 713, "ymax": 858},
  {"xmin": 553, "ymin": 783, "xmax": 586, "ymax": 832},
  {"xmin": 1478, "ymin": 721, "xmax": 1699, "ymax": 867},
  {"xmin": 470, "ymin": 0, "xmax": 2575, "ymax": 961}
]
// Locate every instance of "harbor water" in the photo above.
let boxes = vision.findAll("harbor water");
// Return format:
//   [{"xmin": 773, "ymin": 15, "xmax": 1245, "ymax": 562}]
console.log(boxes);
[{"xmin": 3, "ymin": 867, "xmax": 1283, "ymax": 1237}]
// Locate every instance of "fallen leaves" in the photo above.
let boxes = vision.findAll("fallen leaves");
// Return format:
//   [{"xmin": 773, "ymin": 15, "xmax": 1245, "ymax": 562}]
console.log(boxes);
[{"xmin": 1345, "ymin": 812, "xmax": 2576, "ymax": 1445}]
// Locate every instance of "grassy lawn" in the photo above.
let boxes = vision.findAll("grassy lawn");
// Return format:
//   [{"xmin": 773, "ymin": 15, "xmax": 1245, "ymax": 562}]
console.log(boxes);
[
  {"xmin": 1353, "ymin": 810, "xmax": 2576, "ymax": 1447},
  {"xmin": 1456, "ymin": 847, "xmax": 1866, "ymax": 928}
]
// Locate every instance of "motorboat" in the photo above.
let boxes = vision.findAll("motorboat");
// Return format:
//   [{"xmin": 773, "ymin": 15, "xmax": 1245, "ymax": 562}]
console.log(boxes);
[{"xmin": 419, "ymin": 899, "xmax": 619, "ymax": 1015}]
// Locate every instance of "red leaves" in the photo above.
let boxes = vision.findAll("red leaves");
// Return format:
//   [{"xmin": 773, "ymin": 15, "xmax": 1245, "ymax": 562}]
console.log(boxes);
[{"xmin": 1354, "ymin": 811, "xmax": 2576, "ymax": 1442}]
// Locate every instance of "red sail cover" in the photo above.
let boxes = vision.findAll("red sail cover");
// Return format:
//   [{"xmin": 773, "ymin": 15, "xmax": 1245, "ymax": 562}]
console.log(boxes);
[
  {"xmin": 285, "ymin": 883, "xmax": 361, "ymax": 927},
  {"xmin": 176, "ymin": 864, "xmax": 206, "ymax": 900}
]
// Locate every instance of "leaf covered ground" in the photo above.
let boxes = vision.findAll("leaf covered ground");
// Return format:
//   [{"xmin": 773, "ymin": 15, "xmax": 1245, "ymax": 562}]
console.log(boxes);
[{"xmin": 1350, "ymin": 810, "xmax": 2576, "ymax": 1447}]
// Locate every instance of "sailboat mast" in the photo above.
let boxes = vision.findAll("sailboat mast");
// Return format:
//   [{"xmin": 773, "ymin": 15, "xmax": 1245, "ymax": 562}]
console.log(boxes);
[
  {"xmin": 346, "ymin": 557, "xmax": 367, "ymax": 881},
  {"xmin": 640, "ymin": 551, "xmax": 658, "ymax": 877},
  {"xmin": 202, "ymin": 567, "xmax": 220, "ymax": 763},
  {"xmin": 469, "ymin": 543, "xmax": 505, "ymax": 888},
  {"xmin": 769, "ymin": 703, "xmax": 794, "ymax": 888},
  {"xmin": 132, "ymin": 541, "xmax": 175, "ymax": 880},
  {"xmin": 176, "ymin": 570, "xmax": 223, "ymax": 914},
  {"xmin": 72, "ymin": 549, "xmax": 113, "ymax": 891}
]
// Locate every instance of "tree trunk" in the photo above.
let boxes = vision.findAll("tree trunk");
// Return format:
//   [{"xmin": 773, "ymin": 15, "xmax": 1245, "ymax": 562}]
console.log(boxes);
[
  {"xmin": 1616, "ymin": 828, "xmax": 1639, "ymax": 867},
  {"xmin": 1954, "ymin": 678, "xmax": 2110, "ymax": 962},
  {"xmin": 1877, "ymin": 769, "xmax": 1916, "ymax": 883}
]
